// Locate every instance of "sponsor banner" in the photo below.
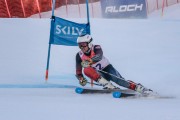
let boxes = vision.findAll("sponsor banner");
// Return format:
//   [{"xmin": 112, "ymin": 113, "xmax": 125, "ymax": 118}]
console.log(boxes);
[
  {"xmin": 100, "ymin": 0, "xmax": 147, "ymax": 18},
  {"xmin": 49, "ymin": 16, "xmax": 90, "ymax": 46}
]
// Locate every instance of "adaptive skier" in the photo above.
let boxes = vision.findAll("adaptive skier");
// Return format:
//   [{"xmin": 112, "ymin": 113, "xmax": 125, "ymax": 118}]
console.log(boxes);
[{"xmin": 75, "ymin": 34, "xmax": 152, "ymax": 94}]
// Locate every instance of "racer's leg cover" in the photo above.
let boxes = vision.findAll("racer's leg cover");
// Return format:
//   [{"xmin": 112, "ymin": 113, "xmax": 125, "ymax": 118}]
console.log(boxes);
[
  {"xmin": 128, "ymin": 80, "xmax": 136, "ymax": 90},
  {"xmin": 83, "ymin": 67, "xmax": 100, "ymax": 81},
  {"xmin": 101, "ymin": 64, "xmax": 130, "ymax": 88}
]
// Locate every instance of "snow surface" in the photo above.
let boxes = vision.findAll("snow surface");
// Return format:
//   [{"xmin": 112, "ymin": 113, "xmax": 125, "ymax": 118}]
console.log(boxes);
[{"xmin": 0, "ymin": 3, "xmax": 180, "ymax": 120}]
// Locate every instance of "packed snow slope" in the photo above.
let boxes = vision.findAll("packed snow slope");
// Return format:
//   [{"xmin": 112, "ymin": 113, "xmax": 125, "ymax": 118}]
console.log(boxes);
[{"xmin": 0, "ymin": 4, "xmax": 180, "ymax": 120}]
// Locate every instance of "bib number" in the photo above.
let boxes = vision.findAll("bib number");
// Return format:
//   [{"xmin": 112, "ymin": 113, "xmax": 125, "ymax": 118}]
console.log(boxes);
[{"xmin": 94, "ymin": 63, "xmax": 103, "ymax": 70}]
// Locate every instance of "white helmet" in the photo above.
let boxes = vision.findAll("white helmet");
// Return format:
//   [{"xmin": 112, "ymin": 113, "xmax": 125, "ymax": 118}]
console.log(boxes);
[{"xmin": 77, "ymin": 34, "xmax": 93, "ymax": 48}]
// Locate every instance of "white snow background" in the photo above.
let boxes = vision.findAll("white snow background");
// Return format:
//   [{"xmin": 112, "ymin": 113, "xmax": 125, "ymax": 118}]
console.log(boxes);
[{"xmin": 0, "ymin": 3, "xmax": 180, "ymax": 120}]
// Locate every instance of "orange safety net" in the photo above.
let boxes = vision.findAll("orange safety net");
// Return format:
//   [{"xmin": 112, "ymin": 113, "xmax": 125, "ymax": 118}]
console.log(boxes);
[{"xmin": 0, "ymin": 0, "xmax": 99, "ymax": 18}]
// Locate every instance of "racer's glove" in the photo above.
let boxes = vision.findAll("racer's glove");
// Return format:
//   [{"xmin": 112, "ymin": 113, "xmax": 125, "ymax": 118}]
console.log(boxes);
[
  {"xmin": 76, "ymin": 75, "xmax": 87, "ymax": 86},
  {"xmin": 79, "ymin": 77, "xmax": 87, "ymax": 86}
]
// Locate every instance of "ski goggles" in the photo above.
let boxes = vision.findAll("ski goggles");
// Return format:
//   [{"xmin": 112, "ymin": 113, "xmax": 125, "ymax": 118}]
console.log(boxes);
[{"xmin": 78, "ymin": 42, "xmax": 88, "ymax": 49}]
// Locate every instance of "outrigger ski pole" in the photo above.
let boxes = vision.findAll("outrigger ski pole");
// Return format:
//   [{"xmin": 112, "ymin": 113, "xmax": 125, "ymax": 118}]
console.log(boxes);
[
  {"xmin": 86, "ymin": 81, "xmax": 102, "ymax": 86},
  {"xmin": 96, "ymin": 69, "xmax": 136, "ymax": 85}
]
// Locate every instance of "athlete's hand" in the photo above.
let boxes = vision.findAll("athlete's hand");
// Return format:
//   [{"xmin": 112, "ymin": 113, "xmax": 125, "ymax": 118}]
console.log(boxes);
[
  {"xmin": 81, "ymin": 60, "xmax": 90, "ymax": 68},
  {"xmin": 87, "ymin": 58, "xmax": 93, "ymax": 65},
  {"xmin": 79, "ymin": 77, "xmax": 87, "ymax": 86},
  {"xmin": 81, "ymin": 59, "xmax": 93, "ymax": 68},
  {"xmin": 76, "ymin": 75, "xmax": 87, "ymax": 86}
]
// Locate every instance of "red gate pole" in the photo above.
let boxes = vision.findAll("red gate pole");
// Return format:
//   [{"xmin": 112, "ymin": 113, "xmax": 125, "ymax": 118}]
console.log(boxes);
[
  {"xmin": 161, "ymin": 0, "xmax": 165, "ymax": 16},
  {"xmin": 66, "ymin": 0, "xmax": 68, "ymax": 17},
  {"xmin": 21, "ymin": 0, "xmax": 26, "ymax": 17},
  {"xmin": 77, "ymin": 0, "xmax": 81, "ymax": 18},
  {"xmin": 36, "ymin": 0, "xmax": 41, "ymax": 18},
  {"xmin": 156, "ymin": 0, "xmax": 159, "ymax": 9},
  {"xmin": 4, "ymin": 0, "xmax": 11, "ymax": 17}
]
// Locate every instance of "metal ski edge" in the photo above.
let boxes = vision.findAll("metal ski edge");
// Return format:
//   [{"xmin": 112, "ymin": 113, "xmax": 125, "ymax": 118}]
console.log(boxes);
[
  {"xmin": 75, "ymin": 87, "xmax": 137, "ymax": 95},
  {"xmin": 113, "ymin": 92, "xmax": 176, "ymax": 99},
  {"xmin": 75, "ymin": 87, "xmax": 115, "ymax": 94},
  {"xmin": 75, "ymin": 87, "xmax": 175, "ymax": 99},
  {"xmin": 112, "ymin": 91, "xmax": 137, "ymax": 98}
]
